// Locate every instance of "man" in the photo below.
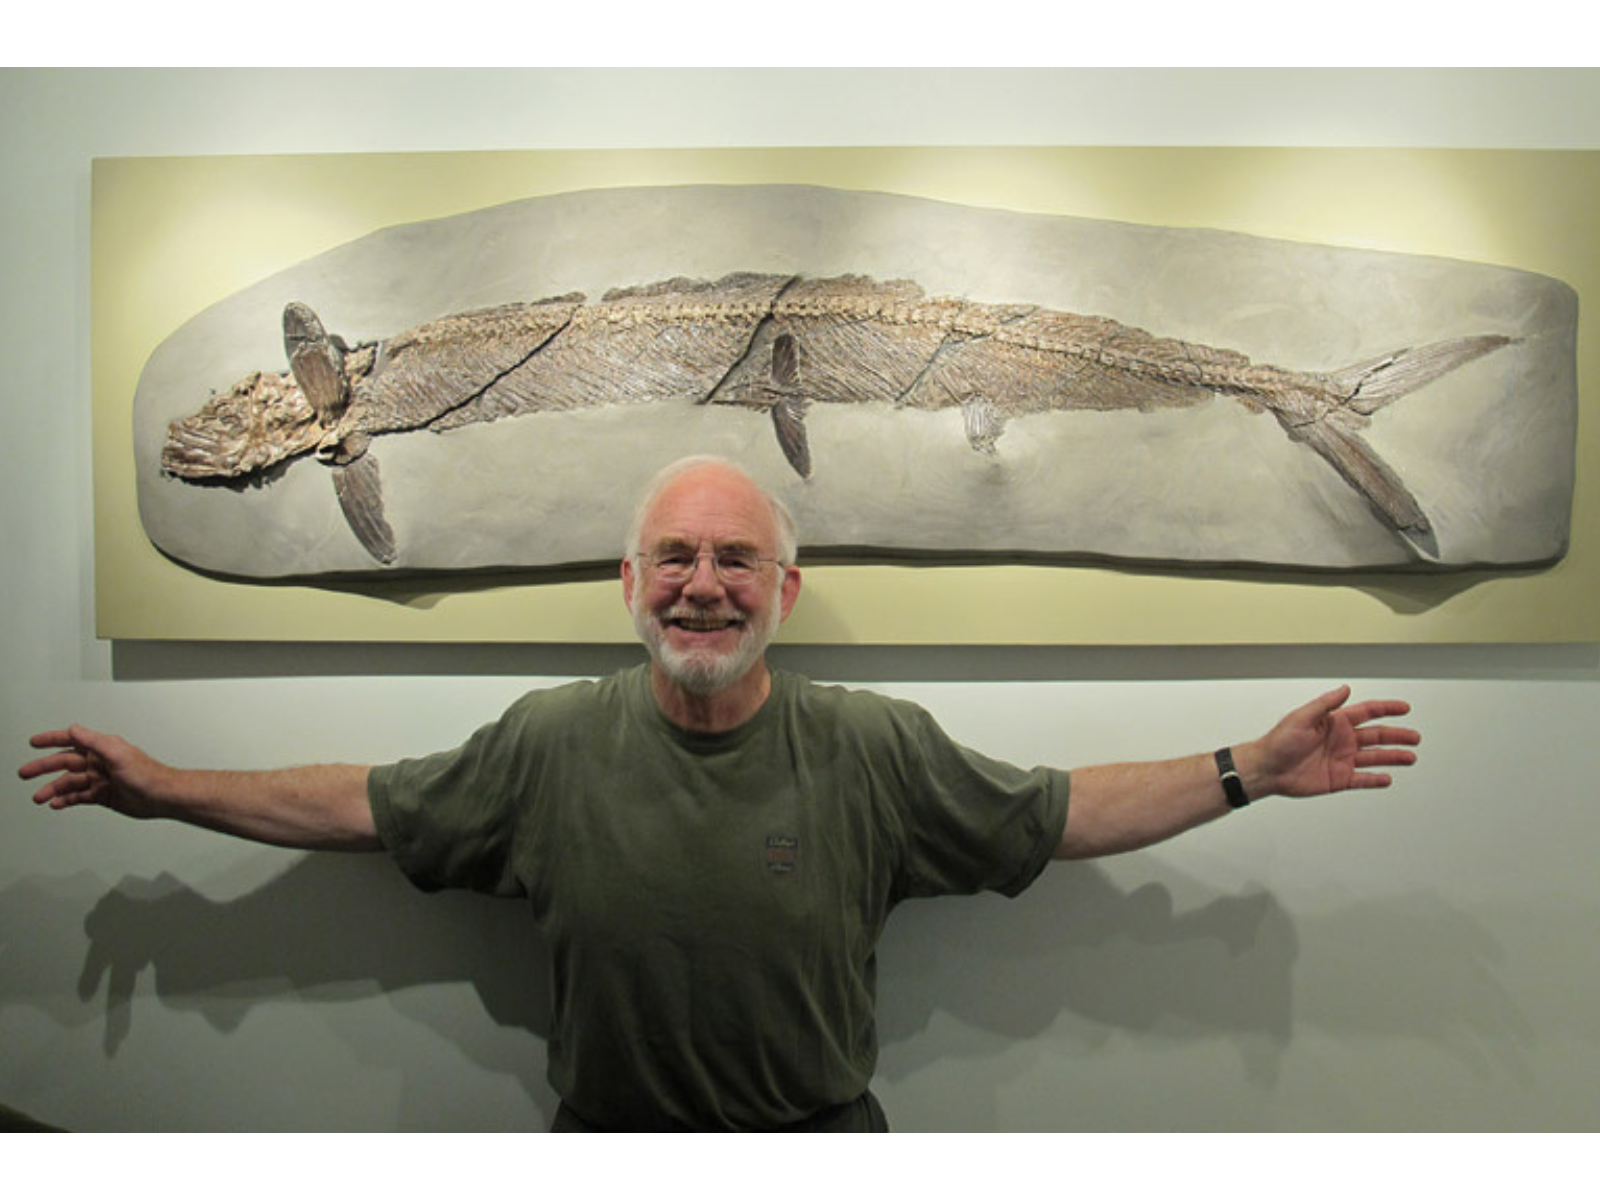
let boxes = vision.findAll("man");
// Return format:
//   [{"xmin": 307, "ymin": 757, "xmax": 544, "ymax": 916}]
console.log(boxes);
[{"xmin": 20, "ymin": 455, "xmax": 1419, "ymax": 1131}]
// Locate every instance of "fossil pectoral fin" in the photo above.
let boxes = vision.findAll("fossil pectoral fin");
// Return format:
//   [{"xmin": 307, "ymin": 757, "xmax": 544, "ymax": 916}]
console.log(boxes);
[
  {"xmin": 772, "ymin": 397, "xmax": 812, "ymax": 479},
  {"xmin": 331, "ymin": 452, "xmax": 397, "ymax": 565},
  {"xmin": 1290, "ymin": 418, "xmax": 1438, "ymax": 560},
  {"xmin": 961, "ymin": 396, "xmax": 1005, "ymax": 455},
  {"xmin": 284, "ymin": 301, "xmax": 348, "ymax": 424}
]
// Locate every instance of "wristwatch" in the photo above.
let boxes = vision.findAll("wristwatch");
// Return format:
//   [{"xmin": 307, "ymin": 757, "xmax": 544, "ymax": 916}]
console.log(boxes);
[{"xmin": 1214, "ymin": 747, "xmax": 1251, "ymax": 809}]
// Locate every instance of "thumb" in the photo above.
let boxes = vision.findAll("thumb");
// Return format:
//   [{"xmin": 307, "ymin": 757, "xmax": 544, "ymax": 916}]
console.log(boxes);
[
  {"xmin": 1300, "ymin": 684, "xmax": 1351, "ymax": 721},
  {"xmin": 65, "ymin": 724, "xmax": 123, "ymax": 759}
]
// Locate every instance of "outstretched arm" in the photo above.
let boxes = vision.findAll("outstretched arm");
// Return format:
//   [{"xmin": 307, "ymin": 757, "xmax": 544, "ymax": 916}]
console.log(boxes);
[
  {"xmin": 1055, "ymin": 686, "xmax": 1418, "ymax": 861},
  {"xmin": 19, "ymin": 725, "xmax": 381, "ymax": 852}
]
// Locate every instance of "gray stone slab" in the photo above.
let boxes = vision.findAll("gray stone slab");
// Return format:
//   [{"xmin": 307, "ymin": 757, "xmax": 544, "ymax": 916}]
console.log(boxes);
[{"xmin": 133, "ymin": 185, "xmax": 1578, "ymax": 578}]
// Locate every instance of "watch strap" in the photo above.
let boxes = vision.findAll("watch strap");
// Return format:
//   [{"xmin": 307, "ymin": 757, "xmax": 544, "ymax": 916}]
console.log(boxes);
[{"xmin": 1215, "ymin": 747, "xmax": 1250, "ymax": 809}]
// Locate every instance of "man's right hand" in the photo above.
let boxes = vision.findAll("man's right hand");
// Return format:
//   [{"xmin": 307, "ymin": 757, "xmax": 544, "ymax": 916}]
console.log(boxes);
[
  {"xmin": 21, "ymin": 725, "xmax": 170, "ymax": 818},
  {"xmin": 19, "ymin": 726, "xmax": 380, "ymax": 851}
]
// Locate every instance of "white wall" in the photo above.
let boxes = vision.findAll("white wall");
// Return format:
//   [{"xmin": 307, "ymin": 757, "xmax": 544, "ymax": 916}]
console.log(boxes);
[{"xmin": 3, "ymin": 69, "xmax": 1598, "ymax": 1132}]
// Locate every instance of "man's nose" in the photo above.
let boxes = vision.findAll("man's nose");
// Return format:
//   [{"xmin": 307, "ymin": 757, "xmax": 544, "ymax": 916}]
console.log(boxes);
[{"xmin": 681, "ymin": 551, "xmax": 726, "ymax": 597}]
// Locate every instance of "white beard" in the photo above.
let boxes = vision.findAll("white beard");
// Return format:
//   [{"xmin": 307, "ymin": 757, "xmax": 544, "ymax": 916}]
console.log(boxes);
[{"xmin": 633, "ymin": 591, "xmax": 781, "ymax": 696}]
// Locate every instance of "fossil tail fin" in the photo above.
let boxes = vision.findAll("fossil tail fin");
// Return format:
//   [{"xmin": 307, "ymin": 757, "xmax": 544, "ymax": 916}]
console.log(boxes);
[
  {"xmin": 1326, "ymin": 334, "xmax": 1514, "ymax": 415},
  {"xmin": 1287, "ymin": 418, "xmax": 1439, "ymax": 559},
  {"xmin": 1291, "ymin": 334, "xmax": 1514, "ymax": 560}
]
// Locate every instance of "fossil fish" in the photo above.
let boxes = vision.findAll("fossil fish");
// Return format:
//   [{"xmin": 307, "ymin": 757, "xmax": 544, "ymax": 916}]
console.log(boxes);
[{"xmin": 161, "ymin": 272, "xmax": 1513, "ymax": 565}]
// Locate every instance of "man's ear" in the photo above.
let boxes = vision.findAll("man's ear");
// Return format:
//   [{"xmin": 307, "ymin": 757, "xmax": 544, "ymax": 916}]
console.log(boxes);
[
  {"xmin": 778, "ymin": 565, "xmax": 802, "ymax": 621},
  {"xmin": 621, "ymin": 557, "xmax": 636, "ymax": 612}
]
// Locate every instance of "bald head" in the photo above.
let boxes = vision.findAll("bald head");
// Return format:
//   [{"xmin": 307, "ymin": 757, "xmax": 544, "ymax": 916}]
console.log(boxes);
[{"xmin": 624, "ymin": 456, "xmax": 798, "ymax": 565}]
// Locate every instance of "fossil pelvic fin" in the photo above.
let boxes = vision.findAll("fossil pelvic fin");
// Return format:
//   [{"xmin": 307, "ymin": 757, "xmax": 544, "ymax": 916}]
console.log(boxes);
[
  {"xmin": 332, "ymin": 452, "xmax": 397, "ymax": 565},
  {"xmin": 962, "ymin": 396, "xmax": 1005, "ymax": 454}
]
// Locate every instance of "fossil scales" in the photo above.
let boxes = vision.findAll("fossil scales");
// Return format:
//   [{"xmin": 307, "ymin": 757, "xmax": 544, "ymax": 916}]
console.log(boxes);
[{"xmin": 161, "ymin": 271, "xmax": 1511, "ymax": 566}]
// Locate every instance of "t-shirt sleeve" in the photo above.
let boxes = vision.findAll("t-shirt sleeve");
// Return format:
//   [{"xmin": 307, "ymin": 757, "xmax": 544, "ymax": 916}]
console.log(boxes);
[
  {"xmin": 880, "ymin": 702, "xmax": 1070, "ymax": 900},
  {"xmin": 368, "ymin": 701, "xmax": 540, "ymax": 898}
]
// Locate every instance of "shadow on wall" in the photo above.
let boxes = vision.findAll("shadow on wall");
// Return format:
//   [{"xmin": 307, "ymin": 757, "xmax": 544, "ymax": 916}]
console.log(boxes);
[
  {"xmin": 1, "ymin": 851, "xmax": 1528, "ymax": 1127},
  {"xmin": 876, "ymin": 864, "xmax": 1297, "ymax": 1090},
  {"xmin": 0, "ymin": 855, "xmax": 555, "ymax": 1124},
  {"xmin": 874, "ymin": 858, "xmax": 1533, "ymax": 1114}
]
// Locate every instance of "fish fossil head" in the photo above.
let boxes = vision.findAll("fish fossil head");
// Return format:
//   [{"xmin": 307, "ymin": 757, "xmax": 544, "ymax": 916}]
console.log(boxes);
[{"xmin": 161, "ymin": 369, "xmax": 326, "ymax": 480}]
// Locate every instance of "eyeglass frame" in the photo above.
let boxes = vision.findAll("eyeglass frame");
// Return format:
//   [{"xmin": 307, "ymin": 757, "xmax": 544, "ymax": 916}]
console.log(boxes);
[{"xmin": 636, "ymin": 540, "xmax": 788, "ymax": 586}]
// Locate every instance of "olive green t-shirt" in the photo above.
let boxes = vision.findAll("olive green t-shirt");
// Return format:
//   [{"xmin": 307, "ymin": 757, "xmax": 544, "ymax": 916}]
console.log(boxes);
[{"xmin": 368, "ymin": 666, "xmax": 1068, "ymax": 1130}]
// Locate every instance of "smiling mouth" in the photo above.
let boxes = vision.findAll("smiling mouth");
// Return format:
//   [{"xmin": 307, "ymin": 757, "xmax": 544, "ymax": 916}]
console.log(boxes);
[{"xmin": 665, "ymin": 610, "xmax": 744, "ymax": 634}]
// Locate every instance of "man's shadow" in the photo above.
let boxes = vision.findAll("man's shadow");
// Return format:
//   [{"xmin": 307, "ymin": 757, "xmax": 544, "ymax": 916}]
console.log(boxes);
[
  {"xmin": 1, "ymin": 855, "xmax": 554, "ymax": 1117},
  {"xmin": 877, "ymin": 866, "xmax": 1296, "ymax": 1087},
  {"xmin": 2, "ymin": 851, "xmax": 1530, "ymax": 1125},
  {"xmin": 873, "ymin": 862, "xmax": 1534, "ymax": 1123}
]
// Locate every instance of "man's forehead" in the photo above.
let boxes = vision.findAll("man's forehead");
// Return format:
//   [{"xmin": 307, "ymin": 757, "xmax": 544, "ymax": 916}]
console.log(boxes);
[{"xmin": 641, "ymin": 469, "xmax": 778, "ymax": 546}]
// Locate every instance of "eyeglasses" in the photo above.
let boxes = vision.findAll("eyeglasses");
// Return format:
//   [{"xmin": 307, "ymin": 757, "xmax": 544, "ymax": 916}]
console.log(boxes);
[{"xmin": 640, "ymin": 543, "xmax": 784, "ymax": 585}]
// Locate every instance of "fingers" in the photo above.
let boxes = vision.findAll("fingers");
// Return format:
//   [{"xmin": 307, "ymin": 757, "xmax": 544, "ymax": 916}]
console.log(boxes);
[
  {"xmin": 29, "ymin": 725, "xmax": 118, "ymax": 754},
  {"xmin": 1355, "ymin": 747, "xmax": 1418, "ymax": 768},
  {"xmin": 21, "ymin": 727, "xmax": 100, "ymax": 775},
  {"xmin": 25, "ymin": 768, "xmax": 100, "ymax": 808},
  {"xmin": 19, "ymin": 754, "xmax": 90, "ymax": 806},
  {"xmin": 1343, "ymin": 737, "xmax": 1420, "ymax": 791},
  {"xmin": 1309, "ymin": 689, "xmax": 1419, "ymax": 744},
  {"xmin": 1355, "ymin": 723, "xmax": 1421, "ymax": 748},
  {"xmin": 18, "ymin": 749, "xmax": 89, "ymax": 781},
  {"xmin": 1341, "ymin": 699, "xmax": 1413, "ymax": 726},
  {"xmin": 1345, "ymin": 772, "xmax": 1395, "ymax": 790},
  {"xmin": 19, "ymin": 727, "xmax": 106, "ymax": 808},
  {"xmin": 1300, "ymin": 687, "xmax": 1411, "ymax": 724},
  {"xmin": 26, "ymin": 728, "xmax": 84, "ymax": 755}
]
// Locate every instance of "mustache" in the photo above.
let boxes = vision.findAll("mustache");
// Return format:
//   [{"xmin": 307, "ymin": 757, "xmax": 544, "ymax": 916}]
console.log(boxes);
[{"xmin": 659, "ymin": 605, "xmax": 746, "ymax": 626}]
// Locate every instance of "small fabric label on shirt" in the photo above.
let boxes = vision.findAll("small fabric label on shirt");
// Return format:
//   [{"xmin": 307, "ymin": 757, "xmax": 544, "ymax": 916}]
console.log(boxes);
[{"xmin": 763, "ymin": 834, "xmax": 800, "ymax": 874}]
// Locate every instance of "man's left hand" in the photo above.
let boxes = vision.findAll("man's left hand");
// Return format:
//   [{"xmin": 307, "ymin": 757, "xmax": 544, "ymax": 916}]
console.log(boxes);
[{"xmin": 1252, "ymin": 685, "xmax": 1420, "ymax": 799}]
